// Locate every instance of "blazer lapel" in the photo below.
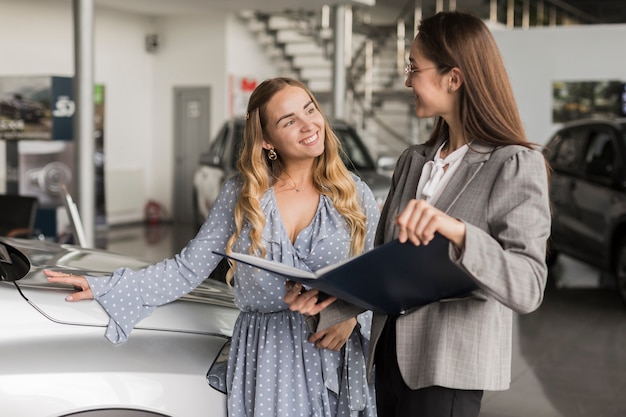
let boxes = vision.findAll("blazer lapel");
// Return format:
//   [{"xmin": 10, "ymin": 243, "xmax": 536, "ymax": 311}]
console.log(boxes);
[
  {"xmin": 383, "ymin": 140, "xmax": 495, "ymax": 241},
  {"xmin": 434, "ymin": 142, "xmax": 494, "ymax": 213},
  {"xmin": 383, "ymin": 142, "xmax": 441, "ymax": 242}
]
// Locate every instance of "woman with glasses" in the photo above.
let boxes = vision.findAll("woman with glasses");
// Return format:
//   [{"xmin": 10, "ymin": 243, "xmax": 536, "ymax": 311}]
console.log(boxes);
[
  {"xmin": 45, "ymin": 77, "xmax": 379, "ymax": 417},
  {"xmin": 285, "ymin": 11, "xmax": 551, "ymax": 417}
]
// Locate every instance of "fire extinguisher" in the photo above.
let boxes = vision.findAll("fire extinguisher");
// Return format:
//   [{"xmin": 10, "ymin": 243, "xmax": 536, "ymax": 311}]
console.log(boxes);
[{"xmin": 144, "ymin": 200, "xmax": 163, "ymax": 224}]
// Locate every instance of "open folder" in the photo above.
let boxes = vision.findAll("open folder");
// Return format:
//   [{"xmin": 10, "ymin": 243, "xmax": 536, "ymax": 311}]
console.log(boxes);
[{"xmin": 214, "ymin": 234, "xmax": 478, "ymax": 315}]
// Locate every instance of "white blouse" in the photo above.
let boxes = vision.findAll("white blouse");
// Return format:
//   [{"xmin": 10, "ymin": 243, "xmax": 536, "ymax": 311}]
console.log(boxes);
[{"xmin": 416, "ymin": 141, "xmax": 469, "ymax": 204}]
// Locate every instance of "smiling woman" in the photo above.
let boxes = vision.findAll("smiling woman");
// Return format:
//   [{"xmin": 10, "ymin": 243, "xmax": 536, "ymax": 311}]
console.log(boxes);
[
  {"xmin": 285, "ymin": 12, "xmax": 552, "ymax": 417},
  {"xmin": 43, "ymin": 77, "xmax": 381, "ymax": 417}
]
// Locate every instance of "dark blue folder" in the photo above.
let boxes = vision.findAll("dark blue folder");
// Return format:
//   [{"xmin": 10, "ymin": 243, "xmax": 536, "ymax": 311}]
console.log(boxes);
[{"xmin": 215, "ymin": 234, "xmax": 478, "ymax": 315}]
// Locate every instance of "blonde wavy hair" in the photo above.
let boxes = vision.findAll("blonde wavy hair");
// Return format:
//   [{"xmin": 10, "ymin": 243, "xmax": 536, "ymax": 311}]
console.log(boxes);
[{"xmin": 224, "ymin": 77, "xmax": 367, "ymax": 284}]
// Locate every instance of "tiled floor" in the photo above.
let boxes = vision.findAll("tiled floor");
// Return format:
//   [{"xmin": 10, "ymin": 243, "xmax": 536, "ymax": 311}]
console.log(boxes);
[
  {"xmin": 102, "ymin": 222, "xmax": 626, "ymax": 417},
  {"xmin": 480, "ymin": 255, "xmax": 626, "ymax": 417}
]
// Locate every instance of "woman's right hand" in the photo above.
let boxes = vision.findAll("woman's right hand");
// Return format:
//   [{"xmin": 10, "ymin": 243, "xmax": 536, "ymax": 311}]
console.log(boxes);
[
  {"xmin": 43, "ymin": 269, "xmax": 94, "ymax": 302},
  {"xmin": 284, "ymin": 281, "xmax": 336, "ymax": 316}
]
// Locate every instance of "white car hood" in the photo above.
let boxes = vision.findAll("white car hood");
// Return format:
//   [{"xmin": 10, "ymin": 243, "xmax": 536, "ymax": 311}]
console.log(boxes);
[{"xmin": 1, "ymin": 237, "xmax": 237, "ymax": 337}]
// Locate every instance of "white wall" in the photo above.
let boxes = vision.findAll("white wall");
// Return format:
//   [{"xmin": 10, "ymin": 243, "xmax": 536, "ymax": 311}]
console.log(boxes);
[
  {"xmin": 225, "ymin": 14, "xmax": 280, "ymax": 83},
  {"xmin": 0, "ymin": 0, "xmax": 157, "ymax": 223},
  {"xmin": 493, "ymin": 24, "xmax": 626, "ymax": 145},
  {"xmin": 1, "ymin": 0, "xmax": 625, "ymax": 224},
  {"xmin": 93, "ymin": 7, "xmax": 156, "ymax": 223},
  {"xmin": 148, "ymin": 12, "xmax": 229, "ymax": 221},
  {"xmin": 0, "ymin": 0, "xmax": 74, "ymax": 193},
  {"xmin": 144, "ymin": 12, "xmax": 281, "ymax": 221},
  {"xmin": 0, "ymin": 0, "xmax": 279, "ymax": 225}
]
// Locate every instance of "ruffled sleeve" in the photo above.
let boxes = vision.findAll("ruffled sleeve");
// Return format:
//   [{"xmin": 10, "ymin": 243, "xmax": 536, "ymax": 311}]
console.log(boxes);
[{"xmin": 87, "ymin": 177, "xmax": 241, "ymax": 344}]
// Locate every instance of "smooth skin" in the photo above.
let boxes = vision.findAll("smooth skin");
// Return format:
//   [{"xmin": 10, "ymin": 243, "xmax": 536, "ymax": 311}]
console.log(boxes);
[
  {"xmin": 45, "ymin": 84, "xmax": 358, "ymax": 352},
  {"xmin": 260, "ymin": 85, "xmax": 357, "ymax": 350},
  {"xmin": 44, "ymin": 270, "xmax": 92, "ymax": 302},
  {"xmin": 262, "ymin": 86, "xmax": 326, "ymax": 244}
]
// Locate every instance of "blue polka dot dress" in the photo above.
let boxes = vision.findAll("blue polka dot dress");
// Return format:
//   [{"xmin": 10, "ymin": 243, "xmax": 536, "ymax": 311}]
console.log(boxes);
[{"xmin": 87, "ymin": 174, "xmax": 380, "ymax": 417}]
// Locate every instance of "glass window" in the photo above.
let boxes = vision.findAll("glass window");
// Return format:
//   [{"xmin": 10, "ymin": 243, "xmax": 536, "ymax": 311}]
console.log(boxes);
[
  {"xmin": 207, "ymin": 124, "xmax": 229, "ymax": 167},
  {"xmin": 335, "ymin": 127, "xmax": 375, "ymax": 171},
  {"xmin": 584, "ymin": 130, "xmax": 615, "ymax": 178},
  {"xmin": 552, "ymin": 128, "xmax": 586, "ymax": 173},
  {"xmin": 230, "ymin": 122, "xmax": 245, "ymax": 170}
]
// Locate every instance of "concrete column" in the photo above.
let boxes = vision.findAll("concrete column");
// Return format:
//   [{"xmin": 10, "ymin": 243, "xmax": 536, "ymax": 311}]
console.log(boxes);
[
  {"xmin": 332, "ymin": 4, "xmax": 352, "ymax": 121},
  {"xmin": 490, "ymin": 0, "xmax": 498, "ymax": 24},
  {"xmin": 73, "ymin": 0, "xmax": 95, "ymax": 247}
]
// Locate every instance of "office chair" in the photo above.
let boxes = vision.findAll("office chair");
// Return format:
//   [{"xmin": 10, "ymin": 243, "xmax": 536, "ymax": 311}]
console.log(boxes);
[{"xmin": 0, "ymin": 194, "xmax": 39, "ymax": 238}]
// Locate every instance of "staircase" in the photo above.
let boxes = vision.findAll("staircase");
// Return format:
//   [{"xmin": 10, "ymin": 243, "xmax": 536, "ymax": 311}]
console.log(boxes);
[
  {"xmin": 238, "ymin": 7, "xmax": 414, "ymax": 157},
  {"xmin": 236, "ymin": 0, "xmax": 600, "ymax": 158}
]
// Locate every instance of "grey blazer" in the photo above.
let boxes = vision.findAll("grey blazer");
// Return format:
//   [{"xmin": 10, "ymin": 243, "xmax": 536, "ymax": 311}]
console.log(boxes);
[{"xmin": 318, "ymin": 138, "xmax": 551, "ymax": 391}]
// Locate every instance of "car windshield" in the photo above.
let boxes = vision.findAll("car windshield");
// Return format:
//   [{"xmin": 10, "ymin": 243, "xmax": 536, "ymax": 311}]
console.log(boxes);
[
  {"xmin": 229, "ymin": 122, "xmax": 245, "ymax": 170},
  {"xmin": 229, "ymin": 121, "xmax": 376, "ymax": 172},
  {"xmin": 335, "ymin": 125, "xmax": 376, "ymax": 171}
]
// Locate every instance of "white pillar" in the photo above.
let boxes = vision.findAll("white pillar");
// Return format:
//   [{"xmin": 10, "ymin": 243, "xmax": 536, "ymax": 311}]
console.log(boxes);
[
  {"xmin": 73, "ymin": 0, "xmax": 95, "ymax": 247},
  {"xmin": 332, "ymin": 4, "xmax": 352, "ymax": 121}
]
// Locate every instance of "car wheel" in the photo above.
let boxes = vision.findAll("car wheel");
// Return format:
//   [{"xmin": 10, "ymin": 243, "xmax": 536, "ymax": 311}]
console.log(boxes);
[
  {"xmin": 61, "ymin": 410, "xmax": 170, "ymax": 416},
  {"xmin": 615, "ymin": 237, "xmax": 626, "ymax": 305}
]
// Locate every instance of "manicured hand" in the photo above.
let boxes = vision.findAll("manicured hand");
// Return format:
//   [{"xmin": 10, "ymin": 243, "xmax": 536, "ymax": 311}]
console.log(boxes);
[
  {"xmin": 44, "ymin": 269, "xmax": 94, "ymax": 301},
  {"xmin": 309, "ymin": 317, "xmax": 357, "ymax": 351},
  {"xmin": 396, "ymin": 199, "xmax": 466, "ymax": 248},
  {"xmin": 284, "ymin": 281, "xmax": 336, "ymax": 315}
]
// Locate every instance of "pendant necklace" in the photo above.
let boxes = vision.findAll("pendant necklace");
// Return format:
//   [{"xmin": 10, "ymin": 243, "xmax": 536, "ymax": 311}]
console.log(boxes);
[{"xmin": 282, "ymin": 172, "xmax": 308, "ymax": 192}]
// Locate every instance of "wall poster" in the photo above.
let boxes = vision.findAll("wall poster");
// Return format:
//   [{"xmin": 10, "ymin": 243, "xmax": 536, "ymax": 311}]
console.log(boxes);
[
  {"xmin": 552, "ymin": 80, "xmax": 625, "ymax": 123},
  {"xmin": 0, "ymin": 76, "xmax": 105, "ymax": 242}
]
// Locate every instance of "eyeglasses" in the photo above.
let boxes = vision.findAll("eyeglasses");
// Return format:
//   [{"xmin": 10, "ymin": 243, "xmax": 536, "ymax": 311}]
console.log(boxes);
[{"xmin": 404, "ymin": 62, "xmax": 437, "ymax": 76}]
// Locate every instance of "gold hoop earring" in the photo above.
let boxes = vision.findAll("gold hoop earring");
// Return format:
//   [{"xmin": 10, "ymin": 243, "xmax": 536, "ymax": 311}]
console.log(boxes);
[{"xmin": 268, "ymin": 149, "xmax": 278, "ymax": 161}]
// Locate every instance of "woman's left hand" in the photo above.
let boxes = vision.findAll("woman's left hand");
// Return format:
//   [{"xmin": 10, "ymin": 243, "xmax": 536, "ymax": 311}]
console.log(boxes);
[
  {"xmin": 308, "ymin": 317, "xmax": 357, "ymax": 351},
  {"xmin": 396, "ymin": 199, "xmax": 466, "ymax": 249},
  {"xmin": 43, "ymin": 269, "xmax": 93, "ymax": 301}
]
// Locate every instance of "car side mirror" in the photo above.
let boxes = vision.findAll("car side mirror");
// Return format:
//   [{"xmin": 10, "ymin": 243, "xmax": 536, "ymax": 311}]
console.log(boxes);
[
  {"xmin": 198, "ymin": 151, "xmax": 215, "ymax": 167},
  {"xmin": 377, "ymin": 156, "xmax": 396, "ymax": 174},
  {"xmin": 0, "ymin": 242, "xmax": 31, "ymax": 282}
]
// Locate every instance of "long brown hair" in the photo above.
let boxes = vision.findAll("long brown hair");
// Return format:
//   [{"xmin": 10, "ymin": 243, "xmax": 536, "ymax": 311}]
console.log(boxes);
[
  {"xmin": 418, "ymin": 11, "xmax": 532, "ymax": 149},
  {"xmin": 225, "ymin": 77, "xmax": 367, "ymax": 283}
]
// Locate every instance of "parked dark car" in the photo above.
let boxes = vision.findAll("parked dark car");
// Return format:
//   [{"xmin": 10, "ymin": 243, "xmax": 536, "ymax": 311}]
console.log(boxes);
[
  {"xmin": 193, "ymin": 118, "xmax": 393, "ymax": 227},
  {"xmin": 543, "ymin": 117, "xmax": 626, "ymax": 302}
]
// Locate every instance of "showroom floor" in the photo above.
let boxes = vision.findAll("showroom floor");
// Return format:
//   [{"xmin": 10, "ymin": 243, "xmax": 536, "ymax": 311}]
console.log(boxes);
[{"xmin": 101, "ymin": 222, "xmax": 626, "ymax": 417}]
